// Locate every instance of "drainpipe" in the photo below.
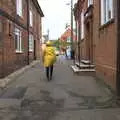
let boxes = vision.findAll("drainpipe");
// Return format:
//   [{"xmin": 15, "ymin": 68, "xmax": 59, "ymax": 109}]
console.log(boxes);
[
  {"xmin": 78, "ymin": 5, "xmax": 81, "ymax": 67},
  {"xmin": 116, "ymin": 0, "xmax": 120, "ymax": 96},
  {"xmin": 71, "ymin": 0, "xmax": 74, "ymax": 60},
  {"xmin": 27, "ymin": 0, "xmax": 30, "ymax": 65},
  {"xmin": 1, "ymin": 19, "xmax": 4, "ymax": 78},
  {"xmin": 75, "ymin": 20, "xmax": 77, "ymax": 64},
  {"xmin": 78, "ymin": 19, "xmax": 81, "ymax": 66}
]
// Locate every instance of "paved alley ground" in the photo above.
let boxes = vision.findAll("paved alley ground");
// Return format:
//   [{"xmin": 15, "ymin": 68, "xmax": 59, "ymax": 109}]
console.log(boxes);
[{"xmin": 0, "ymin": 56, "xmax": 120, "ymax": 120}]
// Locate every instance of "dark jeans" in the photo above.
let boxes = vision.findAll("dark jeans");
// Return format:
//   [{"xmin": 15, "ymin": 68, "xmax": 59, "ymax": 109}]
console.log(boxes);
[{"xmin": 46, "ymin": 65, "xmax": 53, "ymax": 80}]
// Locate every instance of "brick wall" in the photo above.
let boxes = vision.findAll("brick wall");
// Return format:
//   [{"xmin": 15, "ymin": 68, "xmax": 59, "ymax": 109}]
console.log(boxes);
[
  {"xmin": 74, "ymin": 0, "xmax": 117, "ymax": 90},
  {"xmin": 29, "ymin": 1, "xmax": 41, "ymax": 60},
  {"xmin": 1, "ymin": 17, "xmax": 28, "ymax": 77},
  {"xmin": 0, "ymin": 0, "xmax": 43, "ymax": 78},
  {"xmin": 93, "ymin": 0, "xmax": 117, "ymax": 90}
]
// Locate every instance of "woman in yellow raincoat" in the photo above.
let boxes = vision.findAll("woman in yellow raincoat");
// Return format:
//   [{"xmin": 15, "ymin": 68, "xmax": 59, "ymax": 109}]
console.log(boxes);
[{"xmin": 42, "ymin": 41, "xmax": 56, "ymax": 81}]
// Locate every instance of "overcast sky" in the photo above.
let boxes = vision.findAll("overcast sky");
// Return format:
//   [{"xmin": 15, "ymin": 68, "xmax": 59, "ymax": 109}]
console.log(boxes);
[{"xmin": 38, "ymin": 0, "xmax": 73, "ymax": 40}]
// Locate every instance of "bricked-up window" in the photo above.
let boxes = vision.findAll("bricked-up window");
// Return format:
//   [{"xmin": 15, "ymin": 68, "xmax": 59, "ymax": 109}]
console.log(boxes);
[
  {"xmin": 29, "ymin": 34, "xmax": 34, "ymax": 51},
  {"xmin": 81, "ymin": 11, "xmax": 84, "ymax": 39},
  {"xmin": 88, "ymin": 0, "xmax": 93, "ymax": 7},
  {"xmin": 29, "ymin": 10, "xmax": 33, "ymax": 27},
  {"xmin": 16, "ymin": 0, "xmax": 22, "ymax": 16},
  {"xmin": 101, "ymin": 0, "xmax": 113, "ymax": 25},
  {"xmin": 14, "ymin": 28, "xmax": 22, "ymax": 52}
]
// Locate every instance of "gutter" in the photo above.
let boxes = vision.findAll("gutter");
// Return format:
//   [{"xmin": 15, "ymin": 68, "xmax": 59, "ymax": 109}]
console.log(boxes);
[{"xmin": 32, "ymin": 0, "xmax": 44, "ymax": 17}]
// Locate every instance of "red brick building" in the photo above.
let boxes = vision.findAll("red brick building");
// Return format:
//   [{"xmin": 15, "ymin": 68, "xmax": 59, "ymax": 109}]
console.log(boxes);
[
  {"xmin": 60, "ymin": 27, "xmax": 76, "ymax": 53},
  {"xmin": 74, "ymin": 0, "xmax": 117, "ymax": 90},
  {"xmin": 0, "ymin": 0, "xmax": 44, "ymax": 78}
]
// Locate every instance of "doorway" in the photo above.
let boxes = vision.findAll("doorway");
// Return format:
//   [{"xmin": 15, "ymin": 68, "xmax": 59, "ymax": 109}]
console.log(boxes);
[
  {"xmin": 86, "ymin": 21, "xmax": 94, "ymax": 64},
  {"xmin": 34, "ymin": 40, "xmax": 36, "ymax": 60}
]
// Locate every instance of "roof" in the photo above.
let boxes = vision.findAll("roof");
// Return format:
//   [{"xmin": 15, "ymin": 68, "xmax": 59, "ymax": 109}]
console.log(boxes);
[
  {"xmin": 60, "ymin": 28, "xmax": 76, "ymax": 41},
  {"xmin": 32, "ymin": 0, "xmax": 44, "ymax": 17}
]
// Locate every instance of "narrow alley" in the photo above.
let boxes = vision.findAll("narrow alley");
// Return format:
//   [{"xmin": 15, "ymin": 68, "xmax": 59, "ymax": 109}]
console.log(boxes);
[
  {"xmin": 0, "ymin": 0, "xmax": 120, "ymax": 119},
  {"xmin": 0, "ymin": 57, "xmax": 119, "ymax": 120}
]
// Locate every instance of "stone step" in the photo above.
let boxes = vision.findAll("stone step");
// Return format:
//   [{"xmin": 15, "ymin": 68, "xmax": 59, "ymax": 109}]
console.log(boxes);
[
  {"xmin": 81, "ymin": 60, "xmax": 91, "ymax": 64},
  {"xmin": 71, "ymin": 65, "xmax": 80, "ymax": 73},
  {"xmin": 71, "ymin": 65, "xmax": 95, "ymax": 73},
  {"xmin": 75, "ymin": 62, "xmax": 95, "ymax": 68}
]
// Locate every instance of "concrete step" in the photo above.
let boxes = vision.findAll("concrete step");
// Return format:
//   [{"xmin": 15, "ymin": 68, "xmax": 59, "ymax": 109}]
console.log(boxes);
[
  {"xmin": 81, "ymin": 60, "xmax": 91, "ymax": 64},
  {"xmin": 71, "ymin": 65, "xmax": 80, "ymax": 73},
  {"xmin": 71, "ymin": 65, "xmax": 95, "ymax": 73},
  {"xmin": 75, "ymin": 62, "xmax": 95, "ymax": 68}
]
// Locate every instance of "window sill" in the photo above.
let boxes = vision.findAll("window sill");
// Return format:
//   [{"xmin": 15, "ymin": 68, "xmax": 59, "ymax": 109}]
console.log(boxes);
[
  {"xmin": 16, "ymin": 14, "xmax": 23, "ymax": 20},
  {"xmin": 80, "ymin": 38, "xmax": 84, "ymax": 41},
  {"xmin": 99, "ymin": 18, "xmax": 114, "ymax": 30},
  {"xmin": 16, "ymin": 51, "xmax": 23, "ymax": 54},
  {"xmin": 29, "ymin": 50, "xmax": 34, "ymax": 52}
]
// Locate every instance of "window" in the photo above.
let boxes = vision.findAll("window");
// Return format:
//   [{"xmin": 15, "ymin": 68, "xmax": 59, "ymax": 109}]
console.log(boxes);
[
  {"xmin": 101, "ymin": 0, "xmax": 113, "ymax": 25},
  {"xmin": 81, "ymin": 11, "xmax": 84, "ymax": 39},
  {"xmin": 29, "ymin": 34, "xmax": 34, "ymax": 51},
  {"xmin": 16, "ymin": 0, "xmax": 22, "ymax": 16},
  {"xmin": 67, "ymin": 37, "xmax": 71, "ymax": 43},
  {"xmin": 88, "ymin": 0, "xmax": 93, "ymax": 7},
  {"xmin": 14, "ymin": 28, "xmax": 22, "ymax": 52},
  {"xmin": 30, "ymin": 10, "xmax": 33, "ymax": 27}
]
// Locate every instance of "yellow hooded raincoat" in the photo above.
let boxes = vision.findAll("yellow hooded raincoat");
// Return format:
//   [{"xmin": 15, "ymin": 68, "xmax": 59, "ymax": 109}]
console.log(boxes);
[{"xmin": 42, "ymin": 41, "xmax": 56, "ymax": 67}]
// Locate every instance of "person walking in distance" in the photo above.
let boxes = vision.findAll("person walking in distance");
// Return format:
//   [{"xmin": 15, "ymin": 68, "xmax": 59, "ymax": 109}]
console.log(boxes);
[{"xmin": 42, "ymin": 41, "xmax": 56, "ymax": 81}]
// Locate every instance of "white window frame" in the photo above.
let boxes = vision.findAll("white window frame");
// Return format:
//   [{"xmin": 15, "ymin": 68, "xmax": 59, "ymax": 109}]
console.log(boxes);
[
  {"xmin": 88, "ymin": 0, "xmax": 93, "ymax": 7},
  {"xmin": 101, "ymin": 0, "xmax": 114, "ymax": 25},
  {"xmin": 29, "ymin": 34, "xmax": 34, "ymax": 52},
  {"xmin": 16, "ymin": 0, "xmax": 22, "ymax": 17},
  {"xmin": 81, "ymin": 11, "xmax": 84, "ymax": 39},
  {"xmin": 30, "ymin": 10, "xmax": 33, "ymax": 27},
  {"xmin": 15, "ymin": 28, "xmax": 22, "ymax": 53}
]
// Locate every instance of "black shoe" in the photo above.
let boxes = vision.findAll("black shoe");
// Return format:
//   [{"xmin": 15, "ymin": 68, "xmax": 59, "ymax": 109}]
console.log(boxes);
[{"xmin": 50, "ymin": 76, "xmax": 52, "ymax": 80}]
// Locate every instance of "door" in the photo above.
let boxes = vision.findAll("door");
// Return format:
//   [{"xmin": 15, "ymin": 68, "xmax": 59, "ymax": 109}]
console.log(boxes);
[{"xmin": 34, "ymin": 40, "xmax": 36, "ymax": 60}]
